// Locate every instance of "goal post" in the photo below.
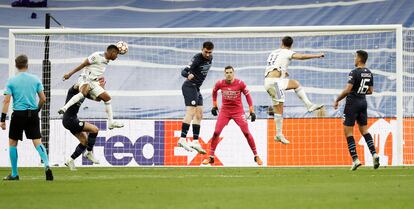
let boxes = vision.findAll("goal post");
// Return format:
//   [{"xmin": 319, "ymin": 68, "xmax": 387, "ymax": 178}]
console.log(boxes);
[{"xmin": 6, "ymin": 25, "xmax": 412, "ymax": 167}]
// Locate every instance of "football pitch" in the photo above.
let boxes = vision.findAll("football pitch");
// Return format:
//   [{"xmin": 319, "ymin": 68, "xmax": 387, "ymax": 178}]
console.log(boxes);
[{"xmin": 0, "ymin": 167, "xmax": 413, "ymax": 209}]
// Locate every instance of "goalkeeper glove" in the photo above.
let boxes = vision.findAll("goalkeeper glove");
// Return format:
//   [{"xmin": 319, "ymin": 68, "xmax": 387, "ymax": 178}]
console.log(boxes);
[
  {"xmin": 250, "ymin": 112, "xmax": 256, "ymax": 122},
  {"xmin": 211, "ymin": 107, "xmax": 218, "ymax": 116}
]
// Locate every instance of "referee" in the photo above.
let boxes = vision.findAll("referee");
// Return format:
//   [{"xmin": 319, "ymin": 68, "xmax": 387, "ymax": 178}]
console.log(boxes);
[{"xmin": 1, "ymin": 54, "xmax": 53, "ymax": 181}]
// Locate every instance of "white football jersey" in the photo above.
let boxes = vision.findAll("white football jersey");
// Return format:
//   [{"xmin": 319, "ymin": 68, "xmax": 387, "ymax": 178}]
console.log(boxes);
[
  {"xmin": 265, "ymin": 48, "xmax": 295, "ymax": 77},
  {"xmin": 81, "ymin": 51, "xmax": 109, "ymax": 80}
]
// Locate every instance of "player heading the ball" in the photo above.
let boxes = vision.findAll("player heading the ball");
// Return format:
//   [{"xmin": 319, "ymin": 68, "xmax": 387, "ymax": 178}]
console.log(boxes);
[{"xmin": 59, "ymin": 43, "xmax": 127, "ymax": 130}]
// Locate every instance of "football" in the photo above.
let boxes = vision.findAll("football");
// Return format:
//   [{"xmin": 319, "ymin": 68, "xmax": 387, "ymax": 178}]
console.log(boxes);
[{"xmin": 116, "ymin": 41, "xmax": 128, "ymax": 55}]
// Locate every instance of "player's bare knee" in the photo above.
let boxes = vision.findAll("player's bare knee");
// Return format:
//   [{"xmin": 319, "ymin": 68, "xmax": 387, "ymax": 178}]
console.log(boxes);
[
  {"xmin": 287, "ymin": 79, "xmax": 300, "ymax": 89},
  {"xmin": 194, "ymin": 111, "xmax": 203, "ymax": 121},
  {"xmin": 9, "ymin": 139, "xmax": 18, "ymax": 146},
  {"xmin": 274, "ymin": 104, "xmax": 284, "ymax": 114},
  {"xmin": 344, "ymin": 126, "xmax": 354, "ymax": 137},
  {"xmin": 92, "ymin": 126, "xmax": 99, "ymax": 134},
  {"xmin": 358, "ymin": 125, "xmax": 369, "ymax": 135},
  {"xmin": 100, "ymin": 93, "xmax": 111, "ymax": 102}
]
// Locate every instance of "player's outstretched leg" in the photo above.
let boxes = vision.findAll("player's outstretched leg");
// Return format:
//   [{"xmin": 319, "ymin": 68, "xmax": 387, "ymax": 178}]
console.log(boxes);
[
  {"xmin": 288, "ymin": 79, "xmax": 324, "ymax": 113},
  {"xmin": 59, "ymin": 92, "xmax": 85, "ymax": 114},
  {"xmin": 59, "ymin": 84, "xmax": 89, "ymax": 114}
]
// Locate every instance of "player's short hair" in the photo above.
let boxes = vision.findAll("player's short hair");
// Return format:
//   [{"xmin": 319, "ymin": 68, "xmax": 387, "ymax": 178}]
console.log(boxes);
[
  {"xmin": 15, "ymin": 54, "xmax": 28, "ymax": 69},
  {"xmin": 224, "ymin": 65, "xmax": 234, "ymax": 71},
  {"xmin": 356, "ymin": 50, "xmax": 368, "ymax": 64},
  {"xmin": 282, "ymin": 36, "xmax": 293, "ymax": 47},
  {"xmin": 107, "ymin": 44, "xmax": 119, "ymax": 52},
  {"xmin": 203, "ymin": 41, "xmax": 214, "ymax": 50}
]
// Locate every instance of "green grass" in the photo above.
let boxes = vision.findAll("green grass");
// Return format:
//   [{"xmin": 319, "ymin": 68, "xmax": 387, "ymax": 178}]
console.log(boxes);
[{"xmin": 0, "ymin": 167, "xmax": 413, "ymax": 209}]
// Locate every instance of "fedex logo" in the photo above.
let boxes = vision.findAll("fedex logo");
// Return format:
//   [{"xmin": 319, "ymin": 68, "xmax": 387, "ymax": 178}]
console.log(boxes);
[
  {"xmin": 81, "ymin": 120, "xmax": 215, "ymax": 166},
  {"xmin": 82, "ymin": 121, "xmax": 165, "ymax": 166}
]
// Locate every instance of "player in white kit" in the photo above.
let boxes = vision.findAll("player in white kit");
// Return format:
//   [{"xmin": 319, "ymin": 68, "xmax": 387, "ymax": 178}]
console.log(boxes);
[
  {"xmin": 59, "ymin": 44, "xmax": 124, "ymax": 129},
  {"xmin": 265, "ymin": 36, "xmax": 324, "ymax": 144}
]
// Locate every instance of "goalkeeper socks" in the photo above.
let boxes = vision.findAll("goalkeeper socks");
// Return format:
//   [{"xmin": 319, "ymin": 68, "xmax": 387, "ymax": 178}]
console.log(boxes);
[
  {"xmin": 363, "ymin": 133, "xmax": 377, "ymax": 155},
  {"xmin": 35, "ymin": 144, "xmax": 50, "ymax": 168},
  {"xmin": 210, "ymin": 136, "xmax": 219, "ymax": 156},
  {"xmin": 294, "ymin": 86, "xmax": 312, "ymax": 108},
  {"xmin": 244, "ymin": 132, "xmax": 258, "ymax": 155},
  {"xmin": 105, "ymin": 100, "xmax": 114, "ymax": 123},
  {"xmin": 71, "ymin": 143, "xmax": 87, "ymax": 160},
  {"xmin": 274, "ymin": 114, "xmax": 283, "ymax": 136},
  {"xmin": 346, "ymin": 136, "xmax": 358, "ymax": 161},
  {"xmin": 180, "ymin": 123, "xmax": 190, "ymax": 138},
  {"xmin": 9, "ymin": 146, "xmax": 18, "ymax": 177},
  {"xmin": 87, "ymin": 132, "xmax": 98, "ymax": 151},
  {"xmin": 192, "ymin": 124, "xmax": 201, "ymax": 141},
  {"xmin": 63, "ymin": 92, "xmax": 84, "ymax": 111}
]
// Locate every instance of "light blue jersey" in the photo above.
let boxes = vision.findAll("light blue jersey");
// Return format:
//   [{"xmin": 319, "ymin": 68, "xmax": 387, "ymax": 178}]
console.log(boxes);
[{"xmin": 3, "ymin": 72, "xmax": 43, "ymax": 111}]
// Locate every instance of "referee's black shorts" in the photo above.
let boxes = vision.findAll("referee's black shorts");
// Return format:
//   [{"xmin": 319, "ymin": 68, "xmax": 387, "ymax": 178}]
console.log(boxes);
[
  {"xmin": 182, "ymin": 82, "xmax": 203, "ymax": 107},
  {"xmin": 9, "ymin": 110, "xmax": 41, "ymax": 140},
  {"xmin": 343, "ymin": 99, "xmax": 368, "ymax": 126}
]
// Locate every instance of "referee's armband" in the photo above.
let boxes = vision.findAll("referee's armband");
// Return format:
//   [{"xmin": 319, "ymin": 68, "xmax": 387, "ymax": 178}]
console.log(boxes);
[{"xmin": 1, "ymin": 113, "xmax": 6, "ymax": 122}]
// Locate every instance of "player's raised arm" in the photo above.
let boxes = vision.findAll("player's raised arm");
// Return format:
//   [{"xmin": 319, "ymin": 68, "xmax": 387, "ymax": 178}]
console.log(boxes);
[
  {"xmin": 63, "ymin": 59, "xmax": 90, "ymax": 80},
  {"xmin": 292, "ymin": 52, "xmax": 325, "ymax": 60}
]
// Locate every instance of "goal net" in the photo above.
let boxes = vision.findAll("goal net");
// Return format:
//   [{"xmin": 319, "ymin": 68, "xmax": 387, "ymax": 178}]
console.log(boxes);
[{"xmin": 3, "ymin": 25, "xmax": 412, "ymax": 167}]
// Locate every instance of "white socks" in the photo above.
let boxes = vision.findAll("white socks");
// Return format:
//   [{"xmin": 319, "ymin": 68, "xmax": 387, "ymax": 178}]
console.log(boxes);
[
  {"xmin": 274, "ymin": 114, "xmax": 283, "ymax": 136},
  {"xmin": 63, "ymin": 92, "xmax": 84, "ymax": 111},
  {"xmin": 105, "ymin": 100, "xmax": 114, "ymax": 123},
  {"xmin": 294, "ymin": 86, "xmax": 312, "ymax": 108}
]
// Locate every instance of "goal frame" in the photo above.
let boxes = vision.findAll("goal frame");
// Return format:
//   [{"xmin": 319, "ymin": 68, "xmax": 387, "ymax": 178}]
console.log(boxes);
[{"xmin": 8, "ymin": 24, "xmax": 405, "ymax": 165}]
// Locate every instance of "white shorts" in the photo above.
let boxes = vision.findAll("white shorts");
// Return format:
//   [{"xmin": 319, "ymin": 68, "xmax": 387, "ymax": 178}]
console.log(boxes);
[
  {"xmin": 77, "ymin": 75, "xmax": 105, "ymax": 100},
  {"xmin": 264, "ymin": 77, "xmax": 289, "ymax": 105}
]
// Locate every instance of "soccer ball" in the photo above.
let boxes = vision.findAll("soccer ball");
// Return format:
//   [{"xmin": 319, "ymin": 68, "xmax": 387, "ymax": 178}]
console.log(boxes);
[{"xmin": 116, "ymin": 41, "xmax": 128, "ymax": 55}]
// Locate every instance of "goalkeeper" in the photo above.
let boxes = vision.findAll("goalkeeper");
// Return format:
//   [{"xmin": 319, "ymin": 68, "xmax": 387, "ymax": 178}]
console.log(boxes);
[{"xmin": 203, "ymin": 66, "xmax": 262, "ymax": 165}]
